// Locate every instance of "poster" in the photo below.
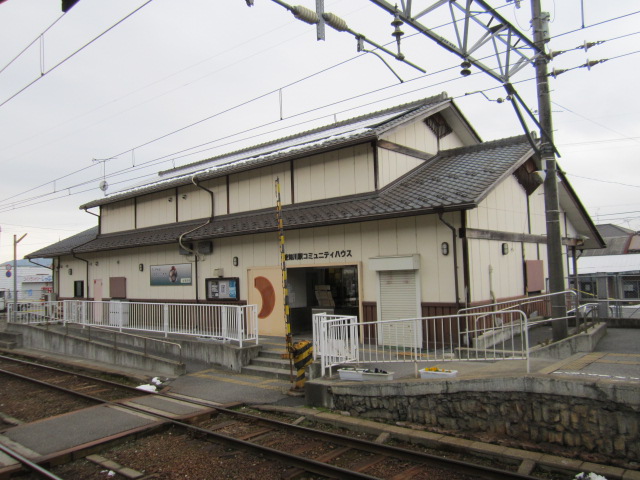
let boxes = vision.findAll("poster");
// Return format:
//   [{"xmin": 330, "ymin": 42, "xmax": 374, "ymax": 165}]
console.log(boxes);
[
  {"xmin": 206, "ymin": 277, "xmax": 239, "ymax": 300},
  {"xmin": 150, "ymin": 264, "xmax": 192, "ymax": 286}
]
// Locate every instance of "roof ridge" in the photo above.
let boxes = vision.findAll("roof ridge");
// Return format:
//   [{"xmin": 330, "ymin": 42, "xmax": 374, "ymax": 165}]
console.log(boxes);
[
  {"xmin": 439, "ymin": 134, "xmax": 532, "ymax": 157},
  {"xmin": 159, "ymin": 93, "xmax": 449, "ymax": 176}
]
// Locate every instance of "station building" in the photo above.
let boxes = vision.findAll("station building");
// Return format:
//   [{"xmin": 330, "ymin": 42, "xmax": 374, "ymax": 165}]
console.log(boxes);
[{"xmin": 27, "ymin": 94, "xmax": 604, "ymax": 337}]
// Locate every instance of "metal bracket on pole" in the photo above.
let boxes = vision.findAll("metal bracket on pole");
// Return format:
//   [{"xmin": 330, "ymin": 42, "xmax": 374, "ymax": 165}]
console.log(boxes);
[{"xmin": 316, "ymin": 0, "xmax": 325, "ymax": 41}]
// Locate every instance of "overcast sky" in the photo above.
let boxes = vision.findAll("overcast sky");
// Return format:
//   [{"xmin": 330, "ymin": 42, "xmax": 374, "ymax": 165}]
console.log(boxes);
[{"xmin": 0, "ymin": 0, "xmax": 638, "ymax": 263}]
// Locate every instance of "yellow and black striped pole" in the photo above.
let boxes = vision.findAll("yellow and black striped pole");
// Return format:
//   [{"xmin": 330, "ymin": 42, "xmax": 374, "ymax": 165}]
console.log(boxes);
[{"xmin": 275, "ymin": 178, "xmax": 295, "ymax": 385}]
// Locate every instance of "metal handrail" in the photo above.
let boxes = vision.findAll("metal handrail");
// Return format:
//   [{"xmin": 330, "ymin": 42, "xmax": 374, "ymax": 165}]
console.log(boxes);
[
  {"xmin": 458, "ymin": 290, "xmax": 578, "ymax": 315},
  {"xmin": 66, "ymin": 323, "xmax": 183, "ymax": 364}
]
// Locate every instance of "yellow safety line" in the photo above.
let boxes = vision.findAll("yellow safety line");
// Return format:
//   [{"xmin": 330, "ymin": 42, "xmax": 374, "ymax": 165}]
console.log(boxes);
[{"xmin": 188, "ymin": 371, "xmax": 288, "ymax": 391}]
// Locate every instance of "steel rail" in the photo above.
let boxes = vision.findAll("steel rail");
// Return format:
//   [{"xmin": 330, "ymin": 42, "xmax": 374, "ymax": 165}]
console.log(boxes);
[
  {"xmin": 0, "ymin": 357, "xmax": 534, "ymax": 479},
  {"xmin": 0, "ymin": 444, "xmax": 64, "ymax": 480}
]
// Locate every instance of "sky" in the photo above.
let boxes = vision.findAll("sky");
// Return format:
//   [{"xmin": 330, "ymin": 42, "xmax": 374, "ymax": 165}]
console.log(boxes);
[{"xmin": 0, "ymin": 0, "xmax": 638, "ymax": 263}]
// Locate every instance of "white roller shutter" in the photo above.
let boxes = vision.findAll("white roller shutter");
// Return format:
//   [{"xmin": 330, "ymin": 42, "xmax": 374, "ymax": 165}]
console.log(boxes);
[{"xmin": 378, "ymin": 270, "xmax": 422, "ymax": 348}]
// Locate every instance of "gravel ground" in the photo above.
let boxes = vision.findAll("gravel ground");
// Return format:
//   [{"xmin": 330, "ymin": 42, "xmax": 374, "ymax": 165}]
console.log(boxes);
[{"xmin": 0, "ymin": 374, "xmax": 95, "ymax": 422}]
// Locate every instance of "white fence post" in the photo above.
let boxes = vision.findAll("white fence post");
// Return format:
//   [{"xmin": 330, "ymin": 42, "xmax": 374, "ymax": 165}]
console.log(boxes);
[{"xmin": 163, "ymin": 304, "xmax": 169, "ymax": 338}]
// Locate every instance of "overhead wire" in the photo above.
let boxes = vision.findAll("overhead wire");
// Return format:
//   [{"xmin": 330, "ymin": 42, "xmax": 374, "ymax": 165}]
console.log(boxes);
[
  {"xmin": 0, "ymin": 0, "xmax": 155, "ymax": 110},
  {"xmin": 0, "ymin": 11, "xmax": 66, "ymax": 76},
  {"xmin": 1, "ymin": 3, "xmax": 637, "ymax": 211}
]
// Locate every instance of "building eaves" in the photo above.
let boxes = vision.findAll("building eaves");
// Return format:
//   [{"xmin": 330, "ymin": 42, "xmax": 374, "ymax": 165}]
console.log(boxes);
[
  {"xmin": 25, "ymin": 226, "xmax": 99, "ymax": 259},
  {"xmin": 67, "ymin": 135, "xmax": 531, "ymax": 255}
]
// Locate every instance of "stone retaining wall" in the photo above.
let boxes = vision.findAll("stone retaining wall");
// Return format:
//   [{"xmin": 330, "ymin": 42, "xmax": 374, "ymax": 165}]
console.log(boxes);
[{"xmin": 320, "ymin": 376, "xmax": 639, "ymax": 464}]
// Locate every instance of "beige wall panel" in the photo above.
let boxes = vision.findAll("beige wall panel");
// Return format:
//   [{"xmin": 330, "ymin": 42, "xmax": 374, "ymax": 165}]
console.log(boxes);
[
  {"xmin": 294, "ymin": 146, "xmax": 374, "ymax": 204},
  {"xmin": 101, "ymin": 200, "xmax": 135, "ymax": 234},
  {"xmin": 467, "ymin": 238, "xmax": 526, "ymax": 303},
  {"xmin": 439, "ymin": 131, "xmax": 465, "ymax": 150},
  {"xmin": 353, "ymin": 144, "xmax": 375, "ymax": 194},
  {"xmin": 294, "ymin": 157, "xmax": 312, "ymax": 203},
  {"xmin": 415, "ymin": 213, "xmax": 459, "ymax": 303},
  {"xmin": 177, "ymin": 178, "xmax": 227, "ymax": 222},
  {"xmin": 137, "ymin": 191, "xmax": 176, "ymax": 228},
  {"xmin": 378, "ymin": 218, "xmax": 399, "ymax": 256},
  {"xmin": 229, "ymin": 163, "xmax": 291, "ymax": 215},
  {"xmin": 58, "ymin": 256, "xmax": 90, "ymax": 298},
  {"xmin": 529, "ymin": 186, "xmax": 547, "ymax": 235},
  {"xmin": 396, "ymin": 217, "xmax": 418, "ymax": 254},
  {"xmin": 324, "ymin": 151, "xmax": 341, "ymax": 199},
  {"xmin": 378, "ymin": 149, "xmax": 424, "ymax": 188},
  {"xmin": 381, "ymin": 120, "xmax": 438, "ymax": 154},
  {"xmin": 470, "ymin": 176, "xmax": 529, "ymax": 233},
  {"xmin": 327, "ymin": 225, "xmax": 346, "ymax": 253}
]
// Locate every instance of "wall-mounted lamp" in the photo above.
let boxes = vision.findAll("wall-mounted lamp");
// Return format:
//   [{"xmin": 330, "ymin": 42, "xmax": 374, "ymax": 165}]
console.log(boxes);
[
  {"xmin": 138, "ymin": 263, "xmax": 144, "ymax": 272},
  {"xmin": 68, "ymin": 268, "xmax": 73, "ymax": 275},
  {"xmin": 181, "ymin": 194, "xmax": 188, "ymax": 200},
  {"xmin": 441, "ymin": 242, "xmax": 449, "ymax": 256},
  {"xmin": 232, "ymin": 256, "xmax": 239, "ymax": 267},
  {"xmin": 168, "ymin": 197, "xmax": 173, "ymax": 202},
  {"xmin": 501, "ymin": 243, "xmax": 509, "ymax": 255}
]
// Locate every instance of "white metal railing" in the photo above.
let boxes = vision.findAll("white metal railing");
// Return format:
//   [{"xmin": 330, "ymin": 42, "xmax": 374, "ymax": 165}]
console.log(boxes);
[
  {"xmin": 313, "ymin": 314, "xmax": 360, "ymax": 375},
  {"xmin": 7, "ymin": 301, "xmax": 64, "ymax": 324},
  {"xmin": 8, "ymin": 300, "xmax": 259, "ymax": 347},
  {"xmin": 313, "ymin": 310, "xmax": 530, "ymax": 377}
]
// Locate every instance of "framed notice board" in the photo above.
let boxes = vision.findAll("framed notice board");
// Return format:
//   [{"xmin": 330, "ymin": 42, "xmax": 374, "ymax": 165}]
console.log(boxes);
[{"xmin": 205, "ymin": 277, "xmax": 239, "ymax": 301}]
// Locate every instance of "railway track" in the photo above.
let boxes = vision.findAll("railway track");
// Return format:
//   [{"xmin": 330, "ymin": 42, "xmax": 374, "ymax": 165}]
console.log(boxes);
[
  {"xmin": 0, "ymin": 354, "xmax": 149, "ymax": 402},
  {"xmin": 0, "ymin": 354, "xmax": 540, "ymax": 479}
]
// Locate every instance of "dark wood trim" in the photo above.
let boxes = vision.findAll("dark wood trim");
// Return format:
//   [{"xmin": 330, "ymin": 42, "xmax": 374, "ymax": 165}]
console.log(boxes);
[
  {"xmin": 290, "ymin": 160, "xmax": 295, "ymax": 204},
  {"xmin": 174, "ymin": 188, "xmax": 179, "ymax": 223},
  {"xmin": 461, "ymin": 212, "xmax": 471, "ymax": 307},
  {"xmin": 226, "ymin": 175, "xmax": 230, "ymax": 215},
  {"xmin": 462, "ymin": 227, "xmax": 547, "ymax": 244},
  {"xmin": 377, "ymin": 139, "xmax": 435, "ymax": 162},
  {"xmin": 133, "ymin": 198, "xmax": 138, "ymax": 229},
  {"xmin": 98, "ymin": 206, "xmax": 103, "ymax": 235},
  {"xmin": 372, "ymin": 141, "xmax": 379, "ymax": 191}
]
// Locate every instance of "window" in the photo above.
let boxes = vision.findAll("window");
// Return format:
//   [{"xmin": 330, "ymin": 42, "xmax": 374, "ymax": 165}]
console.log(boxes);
[{"xmin": 73, "ymin": 280, "xmax": 84, "ymax": 298}]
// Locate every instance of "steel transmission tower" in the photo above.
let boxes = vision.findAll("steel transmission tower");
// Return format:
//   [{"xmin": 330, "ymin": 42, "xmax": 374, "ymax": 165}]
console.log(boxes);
[{"xmin": 367, "ymin": 0, "xmax": 567, "ymax": 339}]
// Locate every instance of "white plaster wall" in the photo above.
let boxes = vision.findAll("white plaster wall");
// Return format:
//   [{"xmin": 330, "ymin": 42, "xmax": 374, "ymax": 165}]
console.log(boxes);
[
  {"xmin": 101, "ymin": 199, "xmax": 135, "ymax": 234},
  {"xmin": 294, "ymin": 144, "xmax": 374, "ymax": 203}
]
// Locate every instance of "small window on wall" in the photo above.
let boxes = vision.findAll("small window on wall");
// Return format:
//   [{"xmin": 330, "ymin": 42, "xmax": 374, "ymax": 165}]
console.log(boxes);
[{"xmin": 73, "ymin": 280, "xmax": 84, "ymax": 298}]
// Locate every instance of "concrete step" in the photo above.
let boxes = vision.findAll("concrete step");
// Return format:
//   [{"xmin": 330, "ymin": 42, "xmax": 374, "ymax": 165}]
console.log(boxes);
[
  {"xmin": 0, "ymin": 340, "xmax": 16, "ymax": 349},
  {"xmin": 250, "ymin": 356, "xmax": 292, "ymax": 370},
  {"xmin": 256, "ymin": 350, "xmax": 289, "ymax": 361},
  {"xmin": 241, "ymin": 364, "xmax": 294, "ymax": 381}
]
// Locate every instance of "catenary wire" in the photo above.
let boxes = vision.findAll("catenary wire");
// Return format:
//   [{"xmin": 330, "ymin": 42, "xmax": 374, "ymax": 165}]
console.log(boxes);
[
  {"xmin": 0, "ymin": 12, "xmax": 66, "ymax": 76},
  {"xmin": 0, "ymin": 5, "xmax": 637, "ymax": 209},
  {"xmin": 0, "ymin": 0, "xmax": 155, "ymax": 110}
]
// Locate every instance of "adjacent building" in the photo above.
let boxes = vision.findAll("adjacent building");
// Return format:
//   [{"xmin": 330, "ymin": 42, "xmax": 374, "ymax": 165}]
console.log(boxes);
[{"xmin": 27, "ymin": 94, "xmax": 604, "ymax": 336}]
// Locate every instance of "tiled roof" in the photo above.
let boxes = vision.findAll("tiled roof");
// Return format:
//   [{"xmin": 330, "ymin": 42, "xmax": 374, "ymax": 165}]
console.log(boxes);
[
  {"xmin": 26, "ymin": 227, "xmax": 99, "ymax": 258},
  {"xmin": 32, "ymin": 135, "xmax": 533, "ymax": 257},
  {"xmin": 80, "ymin": 94, "xmax": 451, "ymax": 210}
]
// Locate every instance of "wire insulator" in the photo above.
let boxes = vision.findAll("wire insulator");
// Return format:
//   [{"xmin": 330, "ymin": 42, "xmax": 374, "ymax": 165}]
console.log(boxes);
[
  {"xmin": 322, "ymin": 12, "xmax": 348, "ymax": 32},
  {"xmin": 292, "ymin": 5, "xmax": 319, "ymax": 25}
]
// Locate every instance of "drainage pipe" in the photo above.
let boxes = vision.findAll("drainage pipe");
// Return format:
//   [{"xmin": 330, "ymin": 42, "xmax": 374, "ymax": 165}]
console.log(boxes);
[
  {"xmin": 177, "ymin": 175, "xmax": 215, "ymax": 303},
  {"xmin": 438, "ymin": 212, "xmax": 460, "ymax": 308}
]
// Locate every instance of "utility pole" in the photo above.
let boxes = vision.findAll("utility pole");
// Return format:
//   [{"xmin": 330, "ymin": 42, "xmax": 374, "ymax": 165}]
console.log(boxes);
[
  {"xmin": 530, "ymin": 0, "xmax": 567, "ymax": 340},
  {"xmin": 13, "ymin": 233, "xmax": 27, "ymax": 322}
]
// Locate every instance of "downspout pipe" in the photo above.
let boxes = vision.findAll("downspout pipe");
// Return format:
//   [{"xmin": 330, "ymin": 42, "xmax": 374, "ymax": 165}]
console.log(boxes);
[
  {"xmin": 178, "ymin": 175, "xmax": 215, "ymax": 303},
  {"xmin": 438, "ymin": 211, "xmax": 461, "ymax": 308},
  {"xmin": 70, "ymin": 248, "xmax": 90, "ymax": 299}
]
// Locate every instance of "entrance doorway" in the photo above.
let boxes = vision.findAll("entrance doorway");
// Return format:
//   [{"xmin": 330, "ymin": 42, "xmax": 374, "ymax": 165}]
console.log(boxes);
[{"xmin": 287, "ymin": 265, "xmax": 359, "ymax": 334}]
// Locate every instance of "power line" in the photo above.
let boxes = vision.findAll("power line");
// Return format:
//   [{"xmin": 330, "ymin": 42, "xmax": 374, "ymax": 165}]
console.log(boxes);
[
  {"xmin": 1, "ymin": 4, "xmax": 638, "ymax": 211},
  {"xmin": 566, "ymin": 173, "xmax": 640, "ymax": 189},
  {"xmin": 0, "ymin": 0, "xmax": 155, "ymax": 110},
  {"xmin": 0, "ymin": 12, "xmax": 66, "ymax": 76}
]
